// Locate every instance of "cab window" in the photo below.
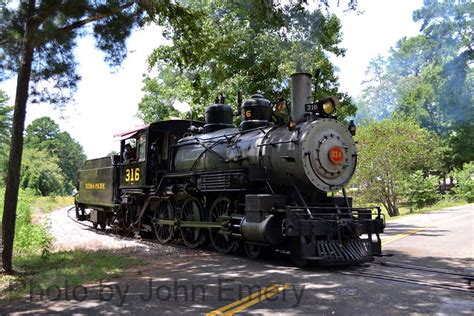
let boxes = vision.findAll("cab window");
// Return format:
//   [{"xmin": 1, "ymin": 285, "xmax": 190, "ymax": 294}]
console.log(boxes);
[
  {"xmin": 138, "ymin": 133, "xmax": 146, "ymax": 162},
  {"xmin": 122, "ymin": 139, "xmax": 137, "ymax": 163}
]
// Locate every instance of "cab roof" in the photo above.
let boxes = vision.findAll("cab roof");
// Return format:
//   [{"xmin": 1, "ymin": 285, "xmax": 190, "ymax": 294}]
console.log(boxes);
[{"xmin": 113, "ymin": 119, "xmax": 205, "ymax": 141}]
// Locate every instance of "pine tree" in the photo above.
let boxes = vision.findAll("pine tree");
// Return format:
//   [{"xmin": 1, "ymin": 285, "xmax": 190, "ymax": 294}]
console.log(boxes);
[{"xmin": 0, "ymin": 0, "xmax": 200, "ymax": 274}]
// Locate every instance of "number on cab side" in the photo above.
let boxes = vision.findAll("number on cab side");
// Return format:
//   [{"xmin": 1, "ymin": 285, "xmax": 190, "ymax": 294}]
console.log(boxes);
[{"xmin": 125, "ymin": 168, "xmax": 140, "ymax": 182}]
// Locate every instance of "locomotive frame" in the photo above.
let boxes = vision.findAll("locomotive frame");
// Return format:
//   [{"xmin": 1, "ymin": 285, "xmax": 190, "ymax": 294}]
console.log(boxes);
[{"xmin": 75, "ymin": 73, "xmax": 385, "ymax": 267}]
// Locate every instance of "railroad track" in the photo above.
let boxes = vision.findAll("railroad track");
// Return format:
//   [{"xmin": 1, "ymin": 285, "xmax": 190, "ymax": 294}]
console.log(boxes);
[
  {"xmin": 67, "ymin": 206, "xmax": 473, "ymax": 294},
  {"xmin": 343, "ymin": 261, "xmax": 473, "ymax": 294},
  {"xmin": 65, "ymin": 206, "xmax": 191, "ymax": 251}
]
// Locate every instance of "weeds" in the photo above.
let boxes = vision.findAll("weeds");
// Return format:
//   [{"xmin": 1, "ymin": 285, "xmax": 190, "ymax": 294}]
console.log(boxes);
[
  {"xmin": 0, "ymin": 189, "xmax": 53, "ymax": 258},
  {"xmin": 0, "ymin": 251, "xmax": 141, "ymax": 301},
  {"xmin": 30, "ymin": 195, "xmax": 74, "ymax": 213},
  {"xmin": 0, "ymin": 188, "xmax": 143, "ymax": 301}
]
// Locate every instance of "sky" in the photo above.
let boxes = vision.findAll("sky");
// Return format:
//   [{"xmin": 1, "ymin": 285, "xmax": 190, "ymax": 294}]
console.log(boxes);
[{"xmin": 0, "ymin": 0, "xmax": 423, "ymax": 159}]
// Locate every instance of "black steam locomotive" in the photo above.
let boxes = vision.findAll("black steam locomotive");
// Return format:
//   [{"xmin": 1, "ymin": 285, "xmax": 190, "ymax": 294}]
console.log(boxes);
[{"xmin": 75, "ymin": 73, "xmax": 384, "ymax": 266}]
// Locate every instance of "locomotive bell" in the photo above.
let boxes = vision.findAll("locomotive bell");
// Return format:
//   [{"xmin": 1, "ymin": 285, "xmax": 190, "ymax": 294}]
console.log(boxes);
[{"xmin": 291, "ymin": 73, "xmax": 313, "ymax": 122}]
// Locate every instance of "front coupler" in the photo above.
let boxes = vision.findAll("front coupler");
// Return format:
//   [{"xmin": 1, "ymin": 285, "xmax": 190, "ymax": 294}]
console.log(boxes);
[{"xmin": 283, "ymin": 206, "xmax": 385, "ymax": 264}]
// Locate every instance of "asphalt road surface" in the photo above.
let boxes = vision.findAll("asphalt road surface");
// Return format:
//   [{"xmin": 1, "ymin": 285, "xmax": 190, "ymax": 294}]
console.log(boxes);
[{"xmin": 2, "ymin": 204, "xmax": 473, "ymax": 315}]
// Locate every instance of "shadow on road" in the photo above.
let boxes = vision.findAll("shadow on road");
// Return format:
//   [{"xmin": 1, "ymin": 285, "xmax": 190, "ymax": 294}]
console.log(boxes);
[{"xmin": 1, "ymin": 244, "xmax": 472, "ymax": 314}]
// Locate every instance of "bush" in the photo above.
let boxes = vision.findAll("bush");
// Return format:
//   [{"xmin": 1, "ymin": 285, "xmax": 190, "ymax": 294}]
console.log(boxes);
[
  {"xmin": 451, "ymin": 162, "xmax": 474, "ymax": 203},
  {"xmin": 0, "ymin": 188, "xmax": 52, "ymax": 258},
  {"xmin": 20, "ymin": 148, "xmax": 65, "ymax": 196},
  {"xmin": 402, "ymin": 170, "xmax": 440, "ymax": 209},
  {"xmin": 353, "ymin": 116, "xmax": 443, "ymax": 216}
]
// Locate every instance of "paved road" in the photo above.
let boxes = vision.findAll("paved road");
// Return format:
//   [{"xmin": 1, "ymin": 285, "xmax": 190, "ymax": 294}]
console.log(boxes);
[{"xmin": 2, "ymin": 204, "xmax": 473, "ymax": 315}]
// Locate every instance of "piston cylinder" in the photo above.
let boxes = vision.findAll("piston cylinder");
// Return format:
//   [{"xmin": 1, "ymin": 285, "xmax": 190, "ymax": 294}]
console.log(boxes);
[{"xmin": 240, "ymin": 215, "xmax": 284, "ymax": 245}]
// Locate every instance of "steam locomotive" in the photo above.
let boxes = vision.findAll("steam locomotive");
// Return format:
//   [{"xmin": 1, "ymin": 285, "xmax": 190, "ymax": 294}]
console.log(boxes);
[{"xmin": 75, "ymin": 73, "xmax": 385, "ymax": 267}]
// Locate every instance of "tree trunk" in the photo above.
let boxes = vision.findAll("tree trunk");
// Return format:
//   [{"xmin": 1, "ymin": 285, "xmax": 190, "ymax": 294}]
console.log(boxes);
[
  {"xmin": 2, "ymin": 0, "xmax": 36, "ymax": 274},
  {"xmin": 384, "ymin": 181, "xmax": 400, "ymax": 217}
]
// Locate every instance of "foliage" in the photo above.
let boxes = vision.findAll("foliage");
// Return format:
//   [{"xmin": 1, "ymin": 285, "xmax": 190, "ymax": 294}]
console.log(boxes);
[
  {"xmin": 139, "ymin": 71, "xmax": 181, "ymax": 121},
  {"xmin": 0, "ymin": 90, "xmax": 11, "ymax": 142},
  {"xmin": 0, "ymin": 188, "xmax": 51, "ymax": 257},
  {"xmin": 24, "ymin": 117, "xmax": 86, "ymax": 192},
  {"xmin": 139, "ymin": 1, "xmax": 356, "ymax": 123},
  {"xmin": 20, "ymin": 148, "xmax": 65, "ymax": 196},
  {"xmin": 30, "ymin": 195, "xmax": 74, "ymax": 213},
  {"xmin": 379, "ymin": 197, "xmax": 466, "ymax": 221},
  {"xmin": 0, "ymin": 0, "xmax": 207, "ymax": 273},
  {"xmin": 0, "ymin": 1, "xmax": 202, "ymax": 104},
  {"xmin": 355, "ymin": 56, "xmax": 397, "ymax": 124},
  {"xmin": 356, "ymin": 0, "xmax": 473, "ymax": 169},
  {"xmin": 352, "ymin": 116, "xmax": 443, "ymax": 216},
  {"xmin": 446, "ymin": 121, "xmax": 474, "ymax": 169},
  {"xmin": 0, "ymin": 250, "xmax": 141, "ymax": 300},
  {"xmin": 451, "ymin": 162, "xmax": 474, "ymax": 202},
  {"xmin": 401, "ymin": 170, "xmax": 440, "ymax": 209},
  {"xmin": 0, "ymin": 90, "xmax": 12, "ymax": 185}
]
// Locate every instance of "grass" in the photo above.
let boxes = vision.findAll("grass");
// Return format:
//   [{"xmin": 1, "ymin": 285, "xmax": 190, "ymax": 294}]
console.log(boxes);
[
  {"xmin": 0, "ymin": 188, "xmax": 52, "ymax": 257},
  {"xmin": 380, "ymin": 198, "xmax": 468, "ymax": 222},
  {"xmin": 0, "ymin": 251, "xmax": 142, "ymax": 301},
  {"xmin": 30, "ymin": 195, "xmax": 74, "ymax": 213},
  {"xmin": 0, "ymin": 189, "xmax": 145, "ymax": 302}
]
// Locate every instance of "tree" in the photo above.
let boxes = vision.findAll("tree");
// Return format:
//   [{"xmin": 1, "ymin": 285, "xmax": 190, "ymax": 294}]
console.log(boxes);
[
  {"xmin": 401, "ymin": 170, "xmax": 439, "ymax": 209},
  {"xmin": 0, "ymin": 91, "xmax": 11, "ymax": 143},
  {"xmin": 451, "ymin": 162, "xmax": 474, "ymax": 203},
  {"xmin": 139, "ymin": 68, "xmax": 182, "ymax": 122},
  {"xmin": 20, "ymin": 148, "xmax": 65, "ymax": 196},
  {"xmin": 24, "ymin": 117, "xmax": 86, "ymax": 192},
  {"xmin": 24, "ymin": 116, "xmax": 60, "ymax": 145},
  {"xmin": 0, "ymin": 0, "xmax": 202, "ymax": 274},
  {"xmin": 355, "ymin": 56, "xmax": 397, "ymax": 124},
  {"xmin": 352, "ymin": 116, "xmax": 442, "ymax": 216},
  {"xmin": 414, "ymin": 0, "xmax": 473, "ymax": 169},
  {"xmin": 139, "ymin": 1, "xmax": 356, "ymax": 123},
  {"xmin": 357, "ymin": 0, "xmax": 472, "ymax": 171},
  {"xmin": 0, "ymin": 90, "xmax": 12, "ymax": 185}
]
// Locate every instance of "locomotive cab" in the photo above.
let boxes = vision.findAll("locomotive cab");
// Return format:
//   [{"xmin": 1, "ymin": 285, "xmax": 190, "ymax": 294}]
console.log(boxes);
[
  {"xmin": 116, "ymin": 120, "xmax": 205, "ymax": 190},
  {"xmin": 119, "ymin": 130, "xmax": 149, "ymax": 189},
  {"xmin": 118, "ymin": 127, "xmax": 164, "ymax": 190}
]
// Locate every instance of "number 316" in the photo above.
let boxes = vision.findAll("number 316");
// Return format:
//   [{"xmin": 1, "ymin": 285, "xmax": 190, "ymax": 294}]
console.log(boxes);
[{"xmin": 125, "ymin": 168, "xmax": 140, "ymax": 182}]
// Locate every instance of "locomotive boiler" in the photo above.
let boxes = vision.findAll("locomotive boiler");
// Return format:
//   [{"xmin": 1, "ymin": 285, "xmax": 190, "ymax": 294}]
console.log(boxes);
[{"xmin": 75, "ymin": 73, "xmax": 385, "ymax": 267}]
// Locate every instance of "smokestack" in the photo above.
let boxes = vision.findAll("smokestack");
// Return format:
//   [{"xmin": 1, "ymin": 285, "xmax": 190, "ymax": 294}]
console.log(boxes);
[{"xmin": 291, "ymin": 73, "xmax": 312, "ymax": 122}]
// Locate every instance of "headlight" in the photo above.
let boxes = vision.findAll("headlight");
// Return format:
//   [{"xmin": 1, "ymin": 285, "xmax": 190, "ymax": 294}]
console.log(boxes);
[
  {"xmin": 318, "ymin": 97, "xmax": 339, "ymax": 115},
  {"xmin": 322, "ymin": 101, "xmax": 335, "ymax": 114},
  {"xmin": 304, "ymin": 96, "xmax": 340, "ymax": 116}
]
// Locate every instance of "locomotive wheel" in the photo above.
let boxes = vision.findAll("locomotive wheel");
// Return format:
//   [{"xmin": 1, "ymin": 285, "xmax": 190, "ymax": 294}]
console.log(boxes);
[
  {"xmin": 99, "ymin": 222, "xmax": 106, "ymax": 231},
  {"xmin": 209, "ymin": 197, "xmax": 237, "ymax": 254},
  {"xmin": 244, "ymin": 243, "xmax": 271, "ymax": 259},
  {"xmin": 180, "ymin": 197, "xmax": 204, "ymax": 249},
  {"xmin": 153, "ymin": 199, "xmax": 175, "ymax": 244},
  {"xmin": 92, "ymin": 222, "xmax": 98, "ymax": 229}
]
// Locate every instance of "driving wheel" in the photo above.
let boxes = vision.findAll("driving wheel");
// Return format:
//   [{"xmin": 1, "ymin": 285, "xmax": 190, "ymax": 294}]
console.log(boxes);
[
  {"xmin": 209, "ymin": 197, "xmax": 237, "ymax": 254},
  {"xmin": 180, "ymin": 197, "xmax": 204, "ymax": 249},
  {"xmin": 153, "ymin": 199, "xmax": 176, "ymax": 244}
]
